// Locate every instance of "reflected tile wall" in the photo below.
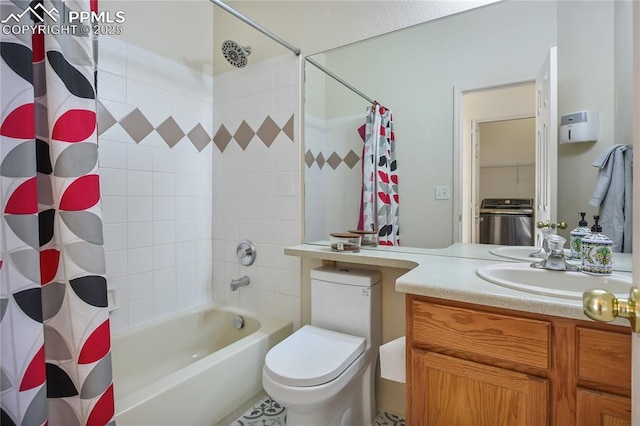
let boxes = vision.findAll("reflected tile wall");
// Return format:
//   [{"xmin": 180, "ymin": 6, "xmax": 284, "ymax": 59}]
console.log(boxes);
[{"xmin": 304, "ymin": 114, "xmax": 363, "ymax": 243}]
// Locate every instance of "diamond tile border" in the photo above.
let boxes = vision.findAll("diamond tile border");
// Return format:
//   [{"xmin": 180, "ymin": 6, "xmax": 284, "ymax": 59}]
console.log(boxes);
[
  {"xmin": 213, "ymin": 124, "xmax": 233, "ymax": 153},
  {"xmin": 212, "ymin": 114, "xmax": 295, "ymax": 153},
  {"xmin": 118, "ymin": 108, "xmax": 154, "ymax": 143},
  {"xmin": 156, "ymin": 116, "xmax": 185, "ymax": 148},
  {"xmin": 98, "ymin": 100, "xmax": 212, "ymax": 151},
  {"xmin": 234, "ymin": 121, "xmax": 256, "ymax": 151},
  {"xmin": 305, "ymin": 149, "xmax": 361, "ymax": 170},
  {"xmin": 98, "ymin": 100, "xmax": 294, "ymax": 154}
]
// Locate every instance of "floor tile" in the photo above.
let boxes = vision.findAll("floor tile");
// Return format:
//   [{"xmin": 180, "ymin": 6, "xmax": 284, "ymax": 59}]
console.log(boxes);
[{"xmin": 230, "ymin": 395, "xmax": 406, "ymax": 426}]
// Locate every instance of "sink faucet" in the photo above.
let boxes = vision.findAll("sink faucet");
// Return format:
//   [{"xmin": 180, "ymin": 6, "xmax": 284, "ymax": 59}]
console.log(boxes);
[{"xmin": 531, "ymin": 234, "xmax": 580, "ymax": 271}]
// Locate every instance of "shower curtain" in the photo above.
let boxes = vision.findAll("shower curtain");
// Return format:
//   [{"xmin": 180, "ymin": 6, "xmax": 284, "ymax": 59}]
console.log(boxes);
[
  {"xmin": 1, "ymin": 1, "xmax": 114, "ymax": 425},
  {"xmin": 357, "ymin": 104, "xmax": 399, "ymax": 246}
]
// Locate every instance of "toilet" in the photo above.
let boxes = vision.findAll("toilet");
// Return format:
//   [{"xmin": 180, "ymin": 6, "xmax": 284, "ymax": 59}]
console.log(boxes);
[{"xmin": 262, "ymin": 266, "xmax": 382, "ymax": 425}]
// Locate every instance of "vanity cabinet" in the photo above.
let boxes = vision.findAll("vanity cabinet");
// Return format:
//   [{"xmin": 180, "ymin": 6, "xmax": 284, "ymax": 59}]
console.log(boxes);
[{"xmin": 406, "ymin": 295, "xmax": 631, "ymax": 426}]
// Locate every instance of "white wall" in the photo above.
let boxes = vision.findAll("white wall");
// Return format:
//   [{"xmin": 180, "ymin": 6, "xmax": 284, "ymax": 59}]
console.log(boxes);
[
  {"xmin": 214, "ymin": 1, "xmax": 497, "ymax": 75},
  {"xmin": 212, "ymin": 55, "xmax": 303, "ymax": 329},
  {"xmin": 310, "ymin": 0, "xmax": 634, "ymax": 248},
  {"xmin": 102, "ymin": 0, "xmax": 214, "ymax": 76},
  {"xmin": 98, "ymin": 36, "xmax": 214, "ymax": 332},
  {"xmin": 556, "ymin": 0, "xmax": 631, "ymax": 237},
  {"xmin": 478, "ymin": 118, "xmax": 535, "ymax": 202},
  {"xmin": 318, "ymin": 1, "xmax": 557, "ymax": 248}
]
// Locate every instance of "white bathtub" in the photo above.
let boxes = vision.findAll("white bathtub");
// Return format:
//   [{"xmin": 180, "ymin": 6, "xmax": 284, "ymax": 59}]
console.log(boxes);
[{"xmin": 111, "ymin": 303, "xmax": 292, "ymax": 425}]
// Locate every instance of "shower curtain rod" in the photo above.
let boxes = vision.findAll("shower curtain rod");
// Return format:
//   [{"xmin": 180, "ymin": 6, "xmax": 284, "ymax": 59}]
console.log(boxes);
[
  {"xmin": 209, "ymin": 0, "xmax": 301, "ymax": 56},
  {"xmin": 305, "ymin": 57, "xmax": 375, "ymax": 104}
]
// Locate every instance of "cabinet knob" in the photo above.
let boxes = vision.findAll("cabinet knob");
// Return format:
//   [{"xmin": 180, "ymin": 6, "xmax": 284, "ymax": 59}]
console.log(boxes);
[{"xmin": 583, "ymin": 288, "xmax": 640, "ymax": 333}]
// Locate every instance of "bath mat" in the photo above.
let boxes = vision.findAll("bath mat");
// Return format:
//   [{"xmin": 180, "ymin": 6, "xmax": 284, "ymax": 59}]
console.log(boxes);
[{"xmin": 230, "ymin": 394, "xmax": 406, "ymax": 426}]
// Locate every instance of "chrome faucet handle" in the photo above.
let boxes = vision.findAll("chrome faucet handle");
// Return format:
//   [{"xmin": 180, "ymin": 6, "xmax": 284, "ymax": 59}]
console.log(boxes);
[
  {"xmin": 530, "ymin": 234, "xmax": 580, "ymax": 271},
  {"xmin": 237, "ymin": 240, "xmax": 256, "ymax": 266},
  {"xmin": 529, "ymin": 227, "xmax": 555, "ymax": 258},
  {"xmin": 546, "ymin": 234, "xmax": 566, "ymax": 254}
]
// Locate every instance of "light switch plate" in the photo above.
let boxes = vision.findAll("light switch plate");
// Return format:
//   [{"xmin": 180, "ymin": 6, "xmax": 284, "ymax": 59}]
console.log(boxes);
[{"xmin": 435, "ymin": 185, "xmax": 450, "ymax": 200}]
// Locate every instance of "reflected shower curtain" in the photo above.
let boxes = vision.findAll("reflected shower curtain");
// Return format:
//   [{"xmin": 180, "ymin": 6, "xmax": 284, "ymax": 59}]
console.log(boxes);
[
  {"xmin": 1, "ymin": 1, "xmax": 114, "ymax": 425},
  {"xmin": 357, "ymin": 104, "xmax": 399, "ymax": 246}
]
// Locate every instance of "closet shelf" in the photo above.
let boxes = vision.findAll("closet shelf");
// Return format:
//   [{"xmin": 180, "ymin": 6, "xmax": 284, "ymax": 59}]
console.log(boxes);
[{"xmin": 479, "ymin": 161, "xmax": 535, "ymax": 169}]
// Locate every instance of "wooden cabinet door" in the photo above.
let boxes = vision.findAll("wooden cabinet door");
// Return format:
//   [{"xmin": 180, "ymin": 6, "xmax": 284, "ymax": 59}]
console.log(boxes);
[
  {"xmin": 409, "ymin": 350, "xmax": 548, "ymax": 426},
  {"xmin": 576, "ymin": 388, "xmax": 631, "ymax": 426}
]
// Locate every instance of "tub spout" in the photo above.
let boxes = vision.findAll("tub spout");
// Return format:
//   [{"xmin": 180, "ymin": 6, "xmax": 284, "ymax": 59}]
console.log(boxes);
[{"xmin": 230, "ymin": 276, "xmax": 250, "ymax": 291}]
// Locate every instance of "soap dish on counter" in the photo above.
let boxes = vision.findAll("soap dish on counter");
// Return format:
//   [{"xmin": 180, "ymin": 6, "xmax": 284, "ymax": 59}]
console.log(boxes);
[{"xmin": 330, "ymin": 232, "xmax": 362, "ymax": 252}]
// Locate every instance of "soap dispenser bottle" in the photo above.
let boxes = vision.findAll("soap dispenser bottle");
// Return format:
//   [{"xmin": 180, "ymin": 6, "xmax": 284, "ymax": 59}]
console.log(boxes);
[
  {"xmin": 581, "ymin": 215, "xmax": 613, "ymax": 275},
  {"xmin": 569, "ymin": 212, "xmax": 590, "ymax": 259}
]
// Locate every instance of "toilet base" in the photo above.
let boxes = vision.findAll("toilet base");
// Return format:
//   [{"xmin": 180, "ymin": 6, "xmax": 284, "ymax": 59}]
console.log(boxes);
[{"xmin": 274, "ymin": 363, "xmax": 376, "ymax": 426}]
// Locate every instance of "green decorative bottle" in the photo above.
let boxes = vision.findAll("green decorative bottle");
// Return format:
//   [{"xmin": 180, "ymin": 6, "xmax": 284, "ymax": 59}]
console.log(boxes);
[
  {"xmin": 569, "ymin": 212, "xmax": 590, "ymax": 259},
  {"xmin": 581, "ymin": 215, "xmax": 613, "ymax": 275}
]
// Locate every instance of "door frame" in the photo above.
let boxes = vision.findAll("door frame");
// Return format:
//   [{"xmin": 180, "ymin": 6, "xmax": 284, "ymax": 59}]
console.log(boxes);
[
  {"xmin": 453, "ymin": 80, "xmax": 536, "ymax": 243},
  {"xmin": 630, "ymin": 1, "xmax": 639, "ymax": 423}
]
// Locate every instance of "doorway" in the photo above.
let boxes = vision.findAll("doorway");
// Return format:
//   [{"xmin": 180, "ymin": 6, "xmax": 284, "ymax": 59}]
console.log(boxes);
[
  {"xmin": 458, "ymin": 82, "xmax": 537, "ymax": 243},
  {"xmin": 476, "ymin": 117, "xmax": 536, "ymax": 244}
]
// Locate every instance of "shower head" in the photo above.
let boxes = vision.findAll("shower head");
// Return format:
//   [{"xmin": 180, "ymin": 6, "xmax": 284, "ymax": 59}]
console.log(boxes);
[{"xmin": 222, "ymin": 40, "xmax": 252, "ymax": 68}]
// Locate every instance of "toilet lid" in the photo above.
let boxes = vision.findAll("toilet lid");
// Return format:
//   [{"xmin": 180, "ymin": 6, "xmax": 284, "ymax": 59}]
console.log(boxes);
[{"xmin": 264, "ymin": 325, "xmax": 365, "ymax": 387}]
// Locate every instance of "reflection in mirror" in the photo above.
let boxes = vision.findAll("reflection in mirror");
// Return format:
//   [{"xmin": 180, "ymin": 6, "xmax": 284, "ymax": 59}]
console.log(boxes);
[{"xmin": 304, "ymin": 0, "xmax": 634, "ymax": 265}]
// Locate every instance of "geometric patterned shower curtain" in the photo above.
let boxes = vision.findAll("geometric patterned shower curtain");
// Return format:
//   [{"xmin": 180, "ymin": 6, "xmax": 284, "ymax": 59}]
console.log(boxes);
[
  {"xmin": 0, "ymin": 1, "xmax": 114, "ymax": 425},
  {"xmin": 357, "ymin": 103, "xmax": 399, "ymax": 246}
]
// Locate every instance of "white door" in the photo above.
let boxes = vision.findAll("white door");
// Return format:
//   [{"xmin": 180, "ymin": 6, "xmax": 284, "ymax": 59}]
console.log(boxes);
[{"xmin": 534, "ymin": 46, "xmax": 558, "ymax": 246}]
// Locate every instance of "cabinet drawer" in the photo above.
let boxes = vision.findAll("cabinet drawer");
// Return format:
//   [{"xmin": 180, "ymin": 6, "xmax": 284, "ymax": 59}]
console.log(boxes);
[
  {"xmin": 410, "ymin": 299, "xmax": 550, "ymax": 370},
  {"xmin": 577, "ymin": 327, "xmax": 631, "ymax": 394}
]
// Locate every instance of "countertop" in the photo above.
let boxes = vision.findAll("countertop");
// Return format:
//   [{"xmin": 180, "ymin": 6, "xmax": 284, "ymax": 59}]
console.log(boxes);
[{"xmin": 285, "ymin": 242, "xmax": 633, "ymax": 325}]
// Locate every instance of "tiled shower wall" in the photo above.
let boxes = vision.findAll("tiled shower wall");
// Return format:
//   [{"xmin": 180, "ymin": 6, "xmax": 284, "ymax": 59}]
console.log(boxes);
[
  {"xmin": 97, "ymin": 36, "xmax": 214, "ymax": 332},
  {"xmin": 212, "ymin": 55, "xmax": 303, "ymax": 329}
]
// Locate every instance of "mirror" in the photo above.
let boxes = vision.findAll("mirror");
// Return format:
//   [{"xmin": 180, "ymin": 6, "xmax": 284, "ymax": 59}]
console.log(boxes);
[{"xmin": 303, "ymin": 0, "xmax": 634, "ymax": 263}]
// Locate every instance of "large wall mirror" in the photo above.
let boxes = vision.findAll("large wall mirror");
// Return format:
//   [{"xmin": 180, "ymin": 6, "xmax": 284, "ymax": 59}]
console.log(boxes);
[{"xmin": 303, "ymin": 0, "xmax": 633, "ymax": 260}]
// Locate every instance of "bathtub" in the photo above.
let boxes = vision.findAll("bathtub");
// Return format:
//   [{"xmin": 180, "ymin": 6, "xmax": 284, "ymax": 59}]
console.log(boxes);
[{"xmin": 111, "ymin": 303, "xmax": 292, "ymax": 425}]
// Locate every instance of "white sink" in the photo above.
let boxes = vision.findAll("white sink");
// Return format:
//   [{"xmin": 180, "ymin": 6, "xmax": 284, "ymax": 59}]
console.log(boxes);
[
  {"xmin": 489, "ymin": 246, "xmax": 572, "ymax": 262},
  {"xmin": 476, "ymin": 262, "xmax": 631, "ymax": 300}
]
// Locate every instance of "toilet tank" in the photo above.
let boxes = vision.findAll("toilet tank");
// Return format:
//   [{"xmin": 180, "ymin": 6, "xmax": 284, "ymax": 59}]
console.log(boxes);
[{"xmin": 310, "ymin": 267, "xmax": 382, "ymax": 346}]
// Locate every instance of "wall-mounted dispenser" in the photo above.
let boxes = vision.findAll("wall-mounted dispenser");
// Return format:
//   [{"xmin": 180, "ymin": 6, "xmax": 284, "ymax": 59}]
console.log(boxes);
[{"xmin": 560, "ymin": 110, "xmax": 599, "ymax": 143}]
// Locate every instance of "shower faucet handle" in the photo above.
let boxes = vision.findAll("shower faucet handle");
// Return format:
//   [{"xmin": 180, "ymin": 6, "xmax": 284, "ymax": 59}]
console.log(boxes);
[{"xmin": 237, "ymin": 240, "xmax": 256, "ymax": 266}]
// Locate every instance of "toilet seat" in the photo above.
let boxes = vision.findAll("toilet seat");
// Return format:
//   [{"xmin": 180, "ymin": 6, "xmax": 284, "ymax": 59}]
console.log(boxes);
[{"xmin": 264, "ymin": 325, "xmax": 365, "ymax": 387}]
